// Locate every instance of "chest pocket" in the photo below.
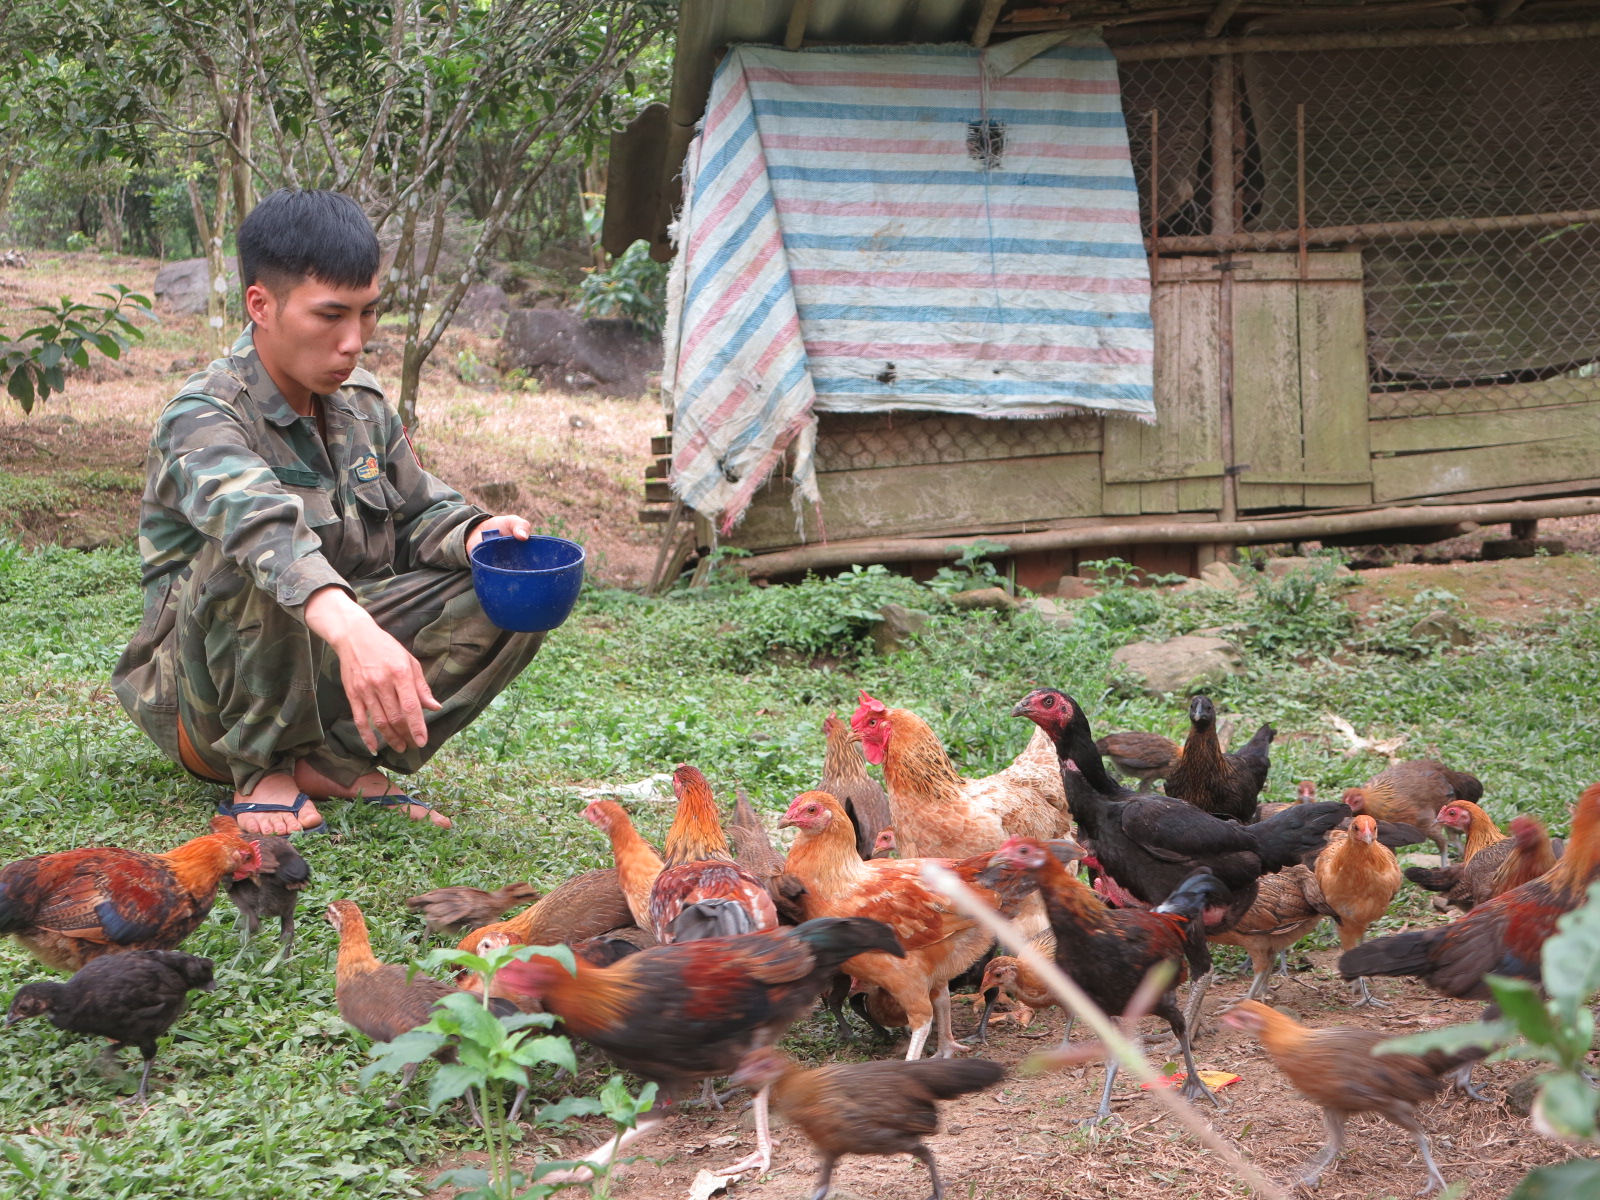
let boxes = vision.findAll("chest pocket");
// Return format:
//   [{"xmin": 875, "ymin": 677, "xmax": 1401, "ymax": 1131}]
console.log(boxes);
[
  {"xmin": 342, "ymin": 476, "xmax": 407, "ymax": 580},
  {"xmin": 280, "ymin": 484, "xmax": 340, "ymax": 530}
]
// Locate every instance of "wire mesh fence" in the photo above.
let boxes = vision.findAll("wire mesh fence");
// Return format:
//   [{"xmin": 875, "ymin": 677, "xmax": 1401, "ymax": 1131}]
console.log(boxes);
[{"xmin": 1118, "ymin": 33, "xmax": 1600, "ymax": 417}]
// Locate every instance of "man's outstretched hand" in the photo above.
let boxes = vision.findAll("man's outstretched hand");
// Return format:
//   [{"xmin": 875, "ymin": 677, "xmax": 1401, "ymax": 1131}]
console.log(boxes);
[
  {"xmin": 304, "ymin": 587, "xmax": 441, "ymax": 754},
  {"xmin": 467, "ymin": 514, "xmax": 533, "ymax": 554}
]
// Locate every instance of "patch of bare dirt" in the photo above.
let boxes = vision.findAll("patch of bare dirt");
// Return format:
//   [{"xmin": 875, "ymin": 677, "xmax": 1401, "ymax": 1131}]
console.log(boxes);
[
  {"xmin": 468, "ymin": 952, "xmax": 1587, "ymax": 1200},
  {"xmin": 0, "ymin": 250, "xmax": 662, "ymax": 585},
  {"xmin": 1346, "ymin": 554, "xmax": 1600, "ymax": 626}
]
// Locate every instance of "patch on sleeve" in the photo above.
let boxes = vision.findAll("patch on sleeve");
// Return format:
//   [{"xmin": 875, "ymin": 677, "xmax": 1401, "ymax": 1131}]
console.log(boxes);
[{"xmin": 352, "ymin": 454, "xmax": 382, "ymax": 482}]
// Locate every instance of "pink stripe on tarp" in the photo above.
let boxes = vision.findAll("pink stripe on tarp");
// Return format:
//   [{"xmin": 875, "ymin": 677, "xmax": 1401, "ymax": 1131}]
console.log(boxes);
[
  {"xmin": 805, "ymin": 341, "xmax": 1154, "ymax": 364},
  {"xmin": 762, "ymin": 134, "xmax": 1129, "ymax": 161},
  {"xmin": 790, "ymin": 268, "xmax": 1147, "ymax": 293},
  {"xmin": 688, "ymin": 156, "xmax": 768, "ymax": 258},
  {"xmin": 683, "ymin": 233, "xmax": 785, "ymax": 360},
  {"xmin": 703, "ymin": 70, "xmax": 751, "ymax": 138},
  {"xmin": 776, "ymin": 197, "xmax": 1138, "ymax": 225},
  {"xmin": 718, "ymin": 413, "xmax": 813, "ymax": 537},
  {"xmin": 674, "ymin": 312, "xmax": 807, "ymax": 470},
  {"xmin": 744, "ymin": 67, "xmax": 1118, "ymax": 95}
]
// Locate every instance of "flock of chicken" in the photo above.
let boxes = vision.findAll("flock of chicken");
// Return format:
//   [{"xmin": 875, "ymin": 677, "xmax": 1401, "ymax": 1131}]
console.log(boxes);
[{"xmin": 2, "ymin": 686, "xmax": 1597, "ymax": 1199}]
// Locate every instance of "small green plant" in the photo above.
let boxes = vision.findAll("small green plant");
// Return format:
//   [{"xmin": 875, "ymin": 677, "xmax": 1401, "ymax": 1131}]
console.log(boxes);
[
  {"xmin": 578, "ymin": 240, "xmax": 669, "ymax": 334},
  {"xmin": 1076, "ymin": 557, "xmax": 1184, "ymax": 635},
  {"xmin": 1238, "ymin": 554, "xmax": 1355, "ymax": 659},
  {"xmin": 63, "ymin": 231, "xmax": 91, "ymax": 252},
  {"xmin": 1380, "ymin": 880, "xmax": 1600, "ymax": 1198},
  {"xmin": 927, "ymin": 539, "xmax": 1011, "ymax": 596},
  {"xmin": 2, "ymin": 285, "xmax": 152, "ymax": 411},
  {"xmin": 362, "ymin": 939, "xmax": 655, "ymax": 1199},
  {"xmin": 456, "ymin": 348, "xmax": 484, "ymax": 385}
]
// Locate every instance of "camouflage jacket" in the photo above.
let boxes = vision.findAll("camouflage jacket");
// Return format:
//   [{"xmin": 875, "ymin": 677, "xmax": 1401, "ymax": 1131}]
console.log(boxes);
[{"xmin": 132, "ymin": 326, "xmax": 486, "ymax": 624}]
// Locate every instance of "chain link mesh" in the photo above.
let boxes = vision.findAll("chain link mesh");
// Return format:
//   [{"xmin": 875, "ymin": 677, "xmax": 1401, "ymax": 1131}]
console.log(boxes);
[{"xmin": 1118, "ymin": 34, "xmax": 1600, "ymax": 417}]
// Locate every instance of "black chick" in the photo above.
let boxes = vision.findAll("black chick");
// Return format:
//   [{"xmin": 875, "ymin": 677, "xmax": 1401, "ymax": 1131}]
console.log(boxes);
[
  {"xmin": 6, "ymin": 950, "xmax": 215, "ymax": 1101},
  {"xmin": 225, "ymin": 835, "xmax": 310, "ymax": 949}
]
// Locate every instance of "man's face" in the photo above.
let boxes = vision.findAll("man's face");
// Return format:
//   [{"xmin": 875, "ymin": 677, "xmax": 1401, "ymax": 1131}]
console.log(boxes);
[{"xmin": 246, "ymin": 274, "xmax": 381, "ymax": 398}]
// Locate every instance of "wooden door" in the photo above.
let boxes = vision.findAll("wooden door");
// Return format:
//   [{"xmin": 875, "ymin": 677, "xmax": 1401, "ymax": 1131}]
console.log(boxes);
[{"xmin": 1104, "ymin": 251, "xmax": 1372, "ymax": 514}]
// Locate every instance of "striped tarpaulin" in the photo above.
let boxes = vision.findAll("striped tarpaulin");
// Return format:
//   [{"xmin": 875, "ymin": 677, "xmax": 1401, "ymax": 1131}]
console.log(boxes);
[{"xmin": 664, "ymin": 40, "xmax": 1154, "ymax": 537}]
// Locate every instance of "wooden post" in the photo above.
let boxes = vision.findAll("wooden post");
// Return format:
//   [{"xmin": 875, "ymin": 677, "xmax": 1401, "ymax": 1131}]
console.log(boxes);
[
  {"xmin": 1296, "ymin": 103, "xmax": 1308, "ymax": 281},
  {"xmin": 1149, "ymin": 108, "xmax": 1161, "ymax": 287},
  {"xmin": 972, "ymin": 0, "xmax": 1007, "ymax": 47},
  {"xmin": 784, "ymin": 0, "xmax": 814, "ymax": 50},
  {"xmin": 1211, "ymin": 54, "xmax": 1239, "ymax": 552}
]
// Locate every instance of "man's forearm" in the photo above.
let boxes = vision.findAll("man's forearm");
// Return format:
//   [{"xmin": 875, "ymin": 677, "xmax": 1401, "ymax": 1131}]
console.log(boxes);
[{"xmin": 303, "ymin": 585, "xmax": 377, "ymax": 653}]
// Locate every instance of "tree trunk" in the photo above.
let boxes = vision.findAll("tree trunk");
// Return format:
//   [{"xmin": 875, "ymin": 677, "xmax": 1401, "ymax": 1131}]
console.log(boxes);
[
  {"xmin": 0, "ymin": 155, "xmax": 22, "ymax": 234},
  {"xmin": 186, "ymin": 165, "xmax": 233, "ymax": 360}
]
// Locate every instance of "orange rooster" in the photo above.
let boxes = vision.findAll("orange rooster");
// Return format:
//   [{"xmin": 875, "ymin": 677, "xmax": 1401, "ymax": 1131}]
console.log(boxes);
[
  {"xmin": 582, "ymin": 799, "xmax": 664, "ymax": 929},
  {"xmin": 1342, "ymin": 782, "xmax": 1600, "ymax": 1097},
  {"xmin": 0, "ymin": 816, "xmax": 261, "ymax": 972},
  {"xmin": 780, "ymin": 790, "xmax": 1046, "ymax": 1060},
  {"xmin": 1403, "ymin": 802, "xmax": 1553, "ymax": 914},
  {"xmin": 1314, "ymin": 814, "xmax": 1402, "ymax": 1007},
  {"xmin": 647, "ymin": 764, "xmax": 777, "ymax": 943},
  {"xmin": 850, "ymin": 690, "xmax": 1065, "ymax": 861}
]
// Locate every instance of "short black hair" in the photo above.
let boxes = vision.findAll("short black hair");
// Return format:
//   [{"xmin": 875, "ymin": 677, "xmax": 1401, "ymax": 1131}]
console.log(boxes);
[{"xmin": 237, "ymin": 189, "xmax": 380, "ymax": 295}]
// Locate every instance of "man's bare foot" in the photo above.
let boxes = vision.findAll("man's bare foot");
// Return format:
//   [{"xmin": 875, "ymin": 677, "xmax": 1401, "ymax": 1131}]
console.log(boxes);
[
  {"xmin": 231, "ymin": 772, "xmax": 325, "ymax": 836},
  {"xmin": 292, "ymin": 762, "xmax": 452, "ymax": 829}
]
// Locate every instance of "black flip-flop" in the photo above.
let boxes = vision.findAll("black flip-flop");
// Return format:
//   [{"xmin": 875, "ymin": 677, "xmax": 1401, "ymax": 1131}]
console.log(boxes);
[
  {"xmin": 364, "ymin": 792, "xmax": 439, "ymax": 818},
  {"xmin": 216, "ymin": 791, "xmax": 330, "ymax": 835}
]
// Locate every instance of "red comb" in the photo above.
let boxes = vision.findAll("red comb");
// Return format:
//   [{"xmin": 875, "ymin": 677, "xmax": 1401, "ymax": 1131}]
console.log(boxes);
[{"xmin": 850, "ymin": 690, "xmax": 887, "ymax": 731}]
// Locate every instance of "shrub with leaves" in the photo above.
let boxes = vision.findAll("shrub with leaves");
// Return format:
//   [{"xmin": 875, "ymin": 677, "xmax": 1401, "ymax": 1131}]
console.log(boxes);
[
  {"xmin": 1380, "ymin": 880, "xmax": 1600, "ymax": 1199},
  {"xmin": 578, "ymin": 240, "xmax": 669, "ymax": 334},
  {"xmin": 1, "ymin": 285, "xmax": 152, "ymax": 412}
]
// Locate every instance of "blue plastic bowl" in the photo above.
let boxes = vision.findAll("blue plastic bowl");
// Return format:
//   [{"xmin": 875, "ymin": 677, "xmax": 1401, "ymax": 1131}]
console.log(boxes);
[{"xmin": 470, "ymin": 531, "xmax": 585, "ymax": 633}]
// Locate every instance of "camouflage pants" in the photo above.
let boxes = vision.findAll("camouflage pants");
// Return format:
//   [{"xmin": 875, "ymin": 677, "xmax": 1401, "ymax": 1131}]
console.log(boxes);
[{"xmin": 113, "ymin": 543, "xmax": 542, "ymax": 794}]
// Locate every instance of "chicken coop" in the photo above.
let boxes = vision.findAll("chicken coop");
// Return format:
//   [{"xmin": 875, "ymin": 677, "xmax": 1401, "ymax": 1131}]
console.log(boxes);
[{"xmin": 605, "ymin": 0, "xmax": 1600, "ymax": 590}]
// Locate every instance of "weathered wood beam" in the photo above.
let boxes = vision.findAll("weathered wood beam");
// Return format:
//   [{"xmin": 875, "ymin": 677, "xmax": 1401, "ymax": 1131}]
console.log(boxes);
[
  {"xmin": 735, "ymin": 495, "xmax": 1600, "ymax": 577},
  {"xmin": 973, "ymin": 0, "xmax": 1009, "ymax": 47},
  {"xmin": 784, "ymin": 0, "xmax": 814, "ymax": 51},
  {"xmin": 1147, "ymin": 207, "xmax": 1600, "ymax": 253},
  {"xmin": 1204, "ymin": 0, "xmax": 1245, "ymax": 38},
  {"xmin": 1112, "ymin": 17, "xmax": 1600, "ymax": 59}
]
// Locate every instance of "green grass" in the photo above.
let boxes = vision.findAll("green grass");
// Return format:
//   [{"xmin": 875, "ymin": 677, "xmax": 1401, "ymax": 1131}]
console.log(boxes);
[{"xmin": 1, "ymin": 545, "xmax": 1598, "ymax": 1197}]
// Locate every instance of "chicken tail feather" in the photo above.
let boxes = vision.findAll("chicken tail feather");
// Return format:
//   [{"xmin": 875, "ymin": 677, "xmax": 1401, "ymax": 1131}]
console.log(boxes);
[
  {"xmin": 667, "ymin": 898, "xmax": 760, "ymax": 942},
  {"xmin": 1338, "ymin": 929, "xmax": 1432, "ymax": 980},
  {"xmin": 1249, "ymin": 801, "xmax": 1349, "ymax": 871},
  {"xmin": 1404, "ymin": 864, "xmax": 1463, "ymax": 893},
  {"xmin": 897, "ymin": 1057, "xmax": 1007, "ymax": 1098}
]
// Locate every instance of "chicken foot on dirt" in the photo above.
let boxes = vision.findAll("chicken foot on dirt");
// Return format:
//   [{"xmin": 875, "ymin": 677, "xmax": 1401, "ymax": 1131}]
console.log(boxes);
[
  {"xmin": 711, "ymin": 1084, "xmax": 774, "ymax": 1178},
  {"xmin": 1348, "ymin": 973, "xmax": 1391, "ymax": 1008},
  {"xmin": 1299, "ymin": 1107, "xmax": 1447, "ymax": 1196},
  {"xmin": 536, "ymin": 1111, "xmax": 669, "ymax": 1185},
  {"xmin": 932, "ymin": 986, "xmax": 968, "ymax": 1058}
]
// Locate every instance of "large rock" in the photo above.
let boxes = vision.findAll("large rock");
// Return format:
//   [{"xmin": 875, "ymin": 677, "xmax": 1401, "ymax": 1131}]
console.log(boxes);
[
  {"xmin": 455, "ymin": 281, "xmax": 510, "ymax": 335},
  {"xmin": 1111, "ymin": 635, "xmax": 1245, "ymax": 696},
  {"xmin": 871, "ymin": 603, "xmax": 929, "ymax": 655},
  {"xmin": 154, "ymin": 256, "xmax": 238, "ymax": 315},
  {"xmin": 948, "ymin": 587, "xmax": 1016, "ymax": 613},
  {"xmin": 1021, "ymin": 596, "xmax": 1074, "ymax": 628},
  {"xmin": 499, "ymin": 309, "xmax": 660, "ymax": 398}
]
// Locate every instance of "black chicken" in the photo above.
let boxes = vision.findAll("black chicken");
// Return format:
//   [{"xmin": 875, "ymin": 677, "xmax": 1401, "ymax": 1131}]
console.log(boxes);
[
  {"xmin": 1163, "ymin": 695, "xmax": 1274, "ymax": 823},
  {"xmin": 1011, "ymin": 688, "xmax": 1348, "ymax": 1030},
  {"xmin": 225, "ymin": 834, "xmax": 311, "ymax": 949},
  {"xmin": 6, "ymin": 950, "xmax": 215, "ymax": 1101}
]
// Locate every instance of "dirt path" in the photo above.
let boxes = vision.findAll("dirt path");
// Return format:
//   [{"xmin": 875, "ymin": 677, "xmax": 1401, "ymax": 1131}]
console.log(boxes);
[{"xmin": 488, "ymin": 951, "xmax": 1584, "ymax": 1200}]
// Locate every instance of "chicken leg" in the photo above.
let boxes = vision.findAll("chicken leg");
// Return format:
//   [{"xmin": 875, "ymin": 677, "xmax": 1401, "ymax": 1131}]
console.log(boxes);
[
  {"xmin": 1384, "ymin": 1104, "xmax": 1448, "ymax": 1195},
  {"xmin": 911, "ymin": 1142, "xmax": 947, "ymax": 1200},
  {"xmin": 904, "ymin": 1017, "xmax": 934, "ymax": 1060},
  {"xmin": 1297, "ymin": 1108, "xmax": 1348, "ymax": 1188},
  {"xmin": 1181, "ymin": 969, "xmax": 1214, "ymax": 1035},
  {"xmin": 1349, "ymin": 974, "xmax": 1390, "ymax": 1008},
  {"xmin": 712, "ymin": 1084, "xmax": 772, "ymax": 1178},
  {"xmin": 932, "ymin": 986, "xmax": 967, "ymax": 1058}
]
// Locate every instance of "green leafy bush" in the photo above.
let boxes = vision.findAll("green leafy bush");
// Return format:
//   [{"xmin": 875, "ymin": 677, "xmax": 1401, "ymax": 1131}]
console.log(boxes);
[
  {"xmin": 1237, "ymin": 554, "xmax": 1356, "ymax": 659},
  {"xmin": 712, "ymin": 564, "xmax": 938, "ymax": 668},
  {"xmin": 2, "ymin": 285, "xmax": 152, "ymax": 411},
  {"xmin": 578, "ymin": 240, "xmax": 668, "ymax": 334}
]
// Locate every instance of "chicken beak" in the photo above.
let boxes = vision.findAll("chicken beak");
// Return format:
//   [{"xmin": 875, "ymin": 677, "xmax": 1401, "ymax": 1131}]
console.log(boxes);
[
  {"xmin": 1008, "ymin": 699, "xmax": 1030, "ymax": 718},
  {"xmin": 4, "ymin": 1013, "xmax": 25, "ymax": 1027}
]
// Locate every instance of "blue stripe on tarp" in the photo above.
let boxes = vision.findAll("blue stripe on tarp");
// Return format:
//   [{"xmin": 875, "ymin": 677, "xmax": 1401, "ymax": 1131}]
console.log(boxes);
[
  {"xmin": 789, "ymin": 231, "xmax": 1145, "ymax": 256},
  {"xmin": 680, "ymin": 274, "xmax": 798, "ymax": 407},
  {"xmin": 685, "ymin": 192, "xmax": 778, "ymax": 311},
  {"xmin": 725, "ymin": 356, "xmax": 815, "ymax": 459},
  {"xmin": 800, "ymin": 301, "xmax": 1152, "ymax": 327},
  {"xmin": 752, "ymin": 100, "xmax": 1125, "ymax": 127},
  {"xmin": 812, "ymin": 376, "xmax": 1155, "ymax": 401},
  {"xmin": 767, "ymin": 165, "xmax": 1136, "ymax": 191},
  {"xmin": 692, "ymin": 110, "xmax": 759, "ymax": 205}
]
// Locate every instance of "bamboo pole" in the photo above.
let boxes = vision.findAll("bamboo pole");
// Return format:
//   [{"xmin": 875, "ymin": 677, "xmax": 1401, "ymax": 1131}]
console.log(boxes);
[
  {"xmin": 973, "ymin": 0, "xmax": 1008, "ymax": 47},
  {"xmin": 734, "ymin": 495, "xmax": 1600, "ymax": 578},
  {"xmin": 922, "ymin": 864, "xmax": 1292, "ymax": 1200},
  {"xmin": 1146, "ymin": 206, "xmax": 1600, "ymax": 253},
  {"xmin": 1110, "ymin": 17, "xmax": 1600, "ymax": 60},
  {"xmin": 784, "ymin": 0, "xmax": 814, "ymax": 51}
]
